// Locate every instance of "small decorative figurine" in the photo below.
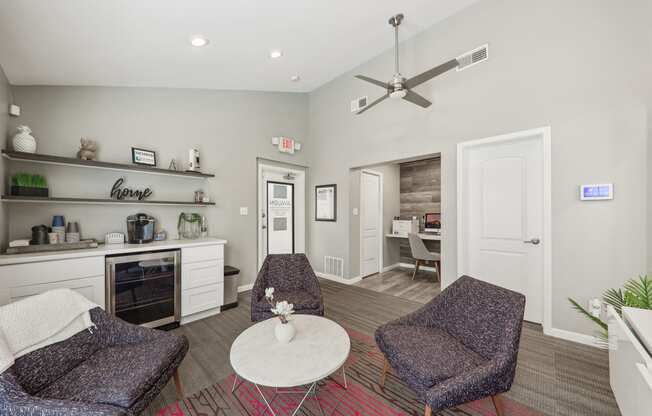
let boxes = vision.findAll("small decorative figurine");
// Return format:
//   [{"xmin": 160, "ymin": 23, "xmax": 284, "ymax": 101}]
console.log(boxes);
[
  {"xmin": 12, "ymin": 125, "xmax": 37, "ymax": 153},
  {"xmin": 77, "ymin": 138, "xmax": 98, "ymax": 160},
  {"xmin": 168, "ymin": 158, "xmax": 177, "ymax": 171}
]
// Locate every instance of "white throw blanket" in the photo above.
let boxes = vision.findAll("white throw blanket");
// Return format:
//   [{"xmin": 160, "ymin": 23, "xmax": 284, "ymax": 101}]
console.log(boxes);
[{"xmin": 0, "ymin": 288, "xmax": 98, "ymax": 373}]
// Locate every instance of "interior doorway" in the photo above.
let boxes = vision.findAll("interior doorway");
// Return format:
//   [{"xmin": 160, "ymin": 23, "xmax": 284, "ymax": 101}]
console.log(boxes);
[
  {"xmin": 360, "ymin": 170, "xmax": 383, "ymax": 278},
  {"xmin": 257, "ymin": 162, "xmax": 306, "ymax": 269},
  {"xmin": 457, "ymin": 127, "xmax": 551, "ymax": 325}
]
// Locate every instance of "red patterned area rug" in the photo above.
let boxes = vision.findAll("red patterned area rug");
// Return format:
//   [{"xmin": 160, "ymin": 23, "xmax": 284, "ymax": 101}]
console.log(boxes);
[{"xmin": 158, "ymin": 329, "xmax": 542, "ymax": 416}]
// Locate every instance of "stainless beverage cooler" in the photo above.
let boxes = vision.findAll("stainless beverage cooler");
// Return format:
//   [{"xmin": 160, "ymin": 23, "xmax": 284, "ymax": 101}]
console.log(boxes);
[{"xmin": 222, "ymin": 266, "xmax": 239, "ymax": 311}]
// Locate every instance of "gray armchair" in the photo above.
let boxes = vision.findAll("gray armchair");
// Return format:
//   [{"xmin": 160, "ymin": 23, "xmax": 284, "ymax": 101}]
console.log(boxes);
[
  {"xmin": 251, "ymin": 254, "xmax": 324, "ymax": 322},
  {"xmin": 0, "ymin": 308, "xmax": 188, "ymax": 416},
  {"xmin": 408, "ymin": 233, "xmax": 440, "ymax": 281},
  {"xmin": 375, "ymin": 276, "xmax": 525, "ymax": 416}
]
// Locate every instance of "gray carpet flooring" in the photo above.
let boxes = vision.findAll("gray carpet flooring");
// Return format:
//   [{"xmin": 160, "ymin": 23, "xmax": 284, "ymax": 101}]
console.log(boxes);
[{"xmin": 144, "ymin": 279, "xmax": 620, "ymax": 416}]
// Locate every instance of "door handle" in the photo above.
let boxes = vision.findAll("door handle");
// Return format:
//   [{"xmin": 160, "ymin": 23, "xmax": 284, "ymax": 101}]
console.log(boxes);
[
  {"xmin": 262, "ymin": 225, "xmax": 267, "ymax": 230},
  {"xmin": 524, "ymin": 238, "xmax": 540, "ymax": 245}
]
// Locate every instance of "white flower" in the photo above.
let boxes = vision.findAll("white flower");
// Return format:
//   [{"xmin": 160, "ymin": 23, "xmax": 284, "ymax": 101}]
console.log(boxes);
[
  {"xmin": 265, "ymin": 287, "xmax": 274, "ymax": 300},
  {"xmin": 271, "ymin": 300, "xmax": 295, "ymax": 317}
]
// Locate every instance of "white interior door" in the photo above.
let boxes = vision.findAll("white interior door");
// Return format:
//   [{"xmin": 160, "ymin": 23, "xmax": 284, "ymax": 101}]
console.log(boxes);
[
  {"xmin": 361, "ymin": 171, "xmax": 382, "ymax": 277},
  {"xmin": 459, "ymin": 130, "xmax": 548, "ymax": 323},
  {"xmin": 267, "ymin": 181, "xmax": 294, "ymax": 254},
  {"xmin": 258, "ymin": 164, "xmax": 306, "ymax": 269}
]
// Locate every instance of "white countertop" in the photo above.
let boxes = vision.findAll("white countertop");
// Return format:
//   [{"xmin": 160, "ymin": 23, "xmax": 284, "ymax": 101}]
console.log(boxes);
[
  {"xmin": 623, "ymin": 307, "xmax": 652, "ymax": 355},
  {"xmin": 0, "ymin": 237, "xmax": 227, "ymax": 265},
  {"xmin": 385, "ymin": 233, "xmax": 441, "ymax": 241}
]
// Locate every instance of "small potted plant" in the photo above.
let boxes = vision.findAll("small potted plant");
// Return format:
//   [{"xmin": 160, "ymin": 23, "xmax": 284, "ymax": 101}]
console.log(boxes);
[
  {"xmin": 10, "ymin": 173, "xmax": 49, "ymax": 197},
  {"xmin": 265, "ymin": 287, "xmax": 296, "ymax": 343}
]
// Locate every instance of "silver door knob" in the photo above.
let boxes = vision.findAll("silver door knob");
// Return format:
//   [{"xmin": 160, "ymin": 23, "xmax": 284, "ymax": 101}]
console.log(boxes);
[{"xmin": 524, "ymin": 238, "xmax": 540, "ymax": 245}]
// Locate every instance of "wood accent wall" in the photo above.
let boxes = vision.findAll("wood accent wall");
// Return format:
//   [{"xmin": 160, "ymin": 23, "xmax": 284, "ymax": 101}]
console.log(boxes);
[{"xmin": 398, "ymin": 158, "xmax": 441, "ymax": 265}]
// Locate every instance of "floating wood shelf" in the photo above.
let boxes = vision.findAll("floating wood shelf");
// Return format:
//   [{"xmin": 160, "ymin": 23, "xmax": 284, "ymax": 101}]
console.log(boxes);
[
  {"xmin": 1, "ymin": 149, "xmax": 215, "ymax": 178},
  {"xmin": 1, "ymin": 195, "xmax": 215, "ymax": 207}
]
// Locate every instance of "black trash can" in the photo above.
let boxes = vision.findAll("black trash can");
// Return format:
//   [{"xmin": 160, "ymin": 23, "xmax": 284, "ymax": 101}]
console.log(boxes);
[{"xmin": 222, "ymin": 266, "xmax": 240, "ymax": 311}]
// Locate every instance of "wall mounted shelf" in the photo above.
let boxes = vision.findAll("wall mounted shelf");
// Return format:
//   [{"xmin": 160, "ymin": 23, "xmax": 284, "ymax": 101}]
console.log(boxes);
[
  {"xmin": 1, "ymin": 149, "xmax": 215, "ymax": 178},
  {"xmin": 1, "ymin": 195, "xmax": 215, "ymax": 207}
]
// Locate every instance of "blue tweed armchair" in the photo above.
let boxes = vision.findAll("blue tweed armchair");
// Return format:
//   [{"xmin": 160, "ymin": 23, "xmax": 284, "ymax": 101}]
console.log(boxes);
[
  {"xmin": 251, "ymin": 254, "xmax": 324, "ymax": 321},
  {"xmin": 0, "ymin": 307, "xmax": 188, "ymax": 416},
  {"xmin": 375, "ymin": 276, "xmax": 525, "ymax": 416}
]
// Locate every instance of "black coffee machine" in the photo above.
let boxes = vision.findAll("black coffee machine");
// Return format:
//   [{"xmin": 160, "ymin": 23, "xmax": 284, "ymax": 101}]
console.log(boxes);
[{"xmin": 126, "ymin": 213, "xmax": 156, "ymax": 244}]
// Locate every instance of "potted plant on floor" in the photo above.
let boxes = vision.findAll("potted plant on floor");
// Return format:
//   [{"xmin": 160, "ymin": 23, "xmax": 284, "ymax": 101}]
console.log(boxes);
[{"xmin": 569, "ymin": 275, "xmax": 652, "ymax": 344}]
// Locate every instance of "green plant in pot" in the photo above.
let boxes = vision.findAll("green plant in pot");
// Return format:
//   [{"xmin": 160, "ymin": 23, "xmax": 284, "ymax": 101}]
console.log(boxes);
[
  {"xmin": 10, "ymin": 173, "xmax": 49, "ymax": 197},
  {"xmin": 569, "ymin": 275, "xmax": 652, "ymax": 342}
]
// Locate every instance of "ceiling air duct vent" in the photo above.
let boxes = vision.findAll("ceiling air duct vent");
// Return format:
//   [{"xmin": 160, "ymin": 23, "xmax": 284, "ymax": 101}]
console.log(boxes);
[{"xmin": 456, "ymin": 44, "xmax": 489, "ymax": 71}]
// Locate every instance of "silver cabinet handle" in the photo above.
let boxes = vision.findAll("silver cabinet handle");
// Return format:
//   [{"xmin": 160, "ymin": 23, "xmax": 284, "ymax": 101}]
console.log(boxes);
[{"xmin": 524, "ymin": 238, "xmax": 540, "ymax": 245}]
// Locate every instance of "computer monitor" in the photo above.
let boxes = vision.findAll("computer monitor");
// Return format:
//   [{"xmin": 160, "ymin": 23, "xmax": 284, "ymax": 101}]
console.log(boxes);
[{"xmin": 424, "ymin": 213, "xmax": 441, "ymax": 232}]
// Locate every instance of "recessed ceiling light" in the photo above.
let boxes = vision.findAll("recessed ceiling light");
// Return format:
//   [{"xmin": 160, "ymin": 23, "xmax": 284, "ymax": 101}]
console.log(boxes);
[
  {"xmin": 190, "ymin": 36, "xmax": 209, "ymax": 47},
  {"xmin": 269, "ymin": 50, "xmax": 283, "ymax": 59},
  {"xmin": 290, "ymin": 75, "xmax": 301, "ymax": 82}
]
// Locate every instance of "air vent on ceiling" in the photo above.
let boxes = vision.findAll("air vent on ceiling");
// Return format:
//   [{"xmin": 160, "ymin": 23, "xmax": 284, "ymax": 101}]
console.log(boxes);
[
  {"xmin": 350, "ymin": 96, "xmax": 368, "ymax": 113},
  {"xmin": 456, "ymin": 44, "xmax": 489, "ymax": 71}
]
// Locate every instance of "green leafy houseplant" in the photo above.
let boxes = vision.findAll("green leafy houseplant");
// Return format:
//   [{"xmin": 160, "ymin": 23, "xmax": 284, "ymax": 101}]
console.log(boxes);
[{"xmin": 569, "ymin": 275, "xmax": 652, "ymax": 340}]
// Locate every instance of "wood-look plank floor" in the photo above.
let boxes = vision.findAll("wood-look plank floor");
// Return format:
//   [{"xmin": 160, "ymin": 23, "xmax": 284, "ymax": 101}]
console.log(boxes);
[
  {"xmin": 355, "ymin": 268, "xmax": 441, "ymax": 303},
  {"xmin": 144, "ymin": 279, "xmax": 620, "ymax": 416}
]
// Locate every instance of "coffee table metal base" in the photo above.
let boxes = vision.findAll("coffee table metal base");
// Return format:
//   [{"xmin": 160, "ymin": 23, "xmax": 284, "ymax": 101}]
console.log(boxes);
[{"xmin": 231, "ymin": 368, "xmax": 348, "ymax": 416}]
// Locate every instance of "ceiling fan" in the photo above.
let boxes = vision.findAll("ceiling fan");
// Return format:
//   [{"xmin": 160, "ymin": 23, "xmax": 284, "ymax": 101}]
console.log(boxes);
[{"xmin": 355, "ymin": 13, "xmax": 459, "ymax": 115}]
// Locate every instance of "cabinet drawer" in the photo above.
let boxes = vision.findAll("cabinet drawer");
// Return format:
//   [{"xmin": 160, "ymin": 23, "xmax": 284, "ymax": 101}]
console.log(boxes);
[
  {"xmin": 181, "ymin": 283, "xmax": 224, "ymax": 316},
  {"xmin": 5, "ymin": 276, "xmax": 105, "ymax": 308},
  {"xmin": 182, "ymin": 260, "xmax": 224, "ymax": 290},
  {"xmin": 182, "ymin": 245, "xmax": 224, "ymax": 264},
  {"xmin": 0, "ymin": 257, "xmax": 104, "ymax": 288}
]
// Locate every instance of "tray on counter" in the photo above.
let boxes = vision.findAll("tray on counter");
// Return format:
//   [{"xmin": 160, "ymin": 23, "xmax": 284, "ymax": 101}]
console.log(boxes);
[{"xmin": 5, "ymin": 239, "xmax": 99, "ymax": 255}]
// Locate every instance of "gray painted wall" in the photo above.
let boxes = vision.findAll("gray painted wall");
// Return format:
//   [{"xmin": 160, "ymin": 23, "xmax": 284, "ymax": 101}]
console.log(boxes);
[
  {"xmin": 307, "ymin": 0, "xmax": 652, "ymax": 336},
  {"xmin": 348, "ymin": 163, "xmax": 401, "ymax": 277},
  {"xmin": 0, "ymin": 65, "xmax": 12, "ymax": 249},
  {"xmin": 7, "ymin": 86, "xmax": 309, "ymax": 288}
]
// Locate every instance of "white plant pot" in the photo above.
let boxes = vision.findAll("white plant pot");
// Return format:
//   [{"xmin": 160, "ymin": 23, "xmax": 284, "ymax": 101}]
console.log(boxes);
[{"xmin": 274, "ymin": 321, "xmax": 296, "ymax": 344}]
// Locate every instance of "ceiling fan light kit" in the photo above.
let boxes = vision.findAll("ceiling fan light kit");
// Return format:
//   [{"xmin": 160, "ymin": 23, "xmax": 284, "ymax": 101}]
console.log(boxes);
[{"xmin": 354, "ymin": 13, "xmax": 460, "ymax": 115}]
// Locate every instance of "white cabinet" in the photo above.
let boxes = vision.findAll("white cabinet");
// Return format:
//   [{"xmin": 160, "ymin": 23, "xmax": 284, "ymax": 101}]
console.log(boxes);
[
  {"xmin": 608, "ymin": 306, "xmax": 652, "ymax": 416},
  {"xmin": 180, "ymin": 245, "xmax": 225, "ymax": 323},
  {"xmin": 0, "ymin": 256, "xmax": 105, "ymax": 308}
]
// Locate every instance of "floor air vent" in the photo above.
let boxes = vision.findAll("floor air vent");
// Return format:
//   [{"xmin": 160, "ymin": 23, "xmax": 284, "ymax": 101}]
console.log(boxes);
[
  {"xmin": 457, "ymin": 44, "xmax": 489, "ymax": 71},
  {"xmin": 324, "ymin": 256, "xmax": 344, "ymax": 278}
]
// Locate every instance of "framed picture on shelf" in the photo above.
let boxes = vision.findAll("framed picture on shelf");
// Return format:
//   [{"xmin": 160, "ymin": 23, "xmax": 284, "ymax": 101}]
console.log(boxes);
[
  {"xmin": 315, "ymin": 184, "xmax": 336, "ymax": 221},
  {"xmin": 131, "ymin": 147, "xmax": 157, "ymax": 166}
]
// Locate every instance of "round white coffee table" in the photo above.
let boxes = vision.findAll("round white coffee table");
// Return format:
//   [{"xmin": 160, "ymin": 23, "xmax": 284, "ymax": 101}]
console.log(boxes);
[{"xmin": 230, "ymin": 315, "xmax": 350, "ymax": 416}]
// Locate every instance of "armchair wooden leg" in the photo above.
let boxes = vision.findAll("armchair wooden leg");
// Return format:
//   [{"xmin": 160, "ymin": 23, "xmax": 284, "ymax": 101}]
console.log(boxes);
[
  {"xmin": 379, "ymin": 357, "xmax": 390, "ymax": 388},
  {"xmin": 173, "ymin": 369, "xmax": 184, "ymax": 400},
  {"xmin": 424, "ymin": 405, "xmax": 432, "ymax": 416},
  {"xmin": 491, "ymin": 394, "xmax": 504, "ymax": 416}
]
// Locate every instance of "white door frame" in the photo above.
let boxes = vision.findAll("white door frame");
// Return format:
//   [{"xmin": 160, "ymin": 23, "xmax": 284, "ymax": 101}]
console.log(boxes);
[
  {"xmin": 257, "ymin": 162, "xmax": 306, "ymax": 270},
  {"xmin": 359, "ymin": 169, "xmax": 384, "ymax": 277},
  {"xmin": 456, "ymin": 126, "xmax": 552, "ymax": 333}
]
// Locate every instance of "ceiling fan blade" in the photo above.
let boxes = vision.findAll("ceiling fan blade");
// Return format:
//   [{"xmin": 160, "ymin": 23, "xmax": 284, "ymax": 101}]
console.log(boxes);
[
  {"xmin": 403, "ymin": 90, "xmax": 432, "ymax": 108},
  {"xmin": 405, "ymin": 59, "xmax": 459, "ymax": 89},
  {"xmin": 355, "ymin": 75, "xmax": 388, "ymax": 89},
  {"xmin": 356, "ymin": 94, "xmax": 389, "ymax": 115}
]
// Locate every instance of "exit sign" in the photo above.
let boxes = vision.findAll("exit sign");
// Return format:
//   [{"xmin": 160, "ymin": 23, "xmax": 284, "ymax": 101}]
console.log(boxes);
[{"xmin": 271, "ymin": 136, "xmax": 301, "ymax": 154}]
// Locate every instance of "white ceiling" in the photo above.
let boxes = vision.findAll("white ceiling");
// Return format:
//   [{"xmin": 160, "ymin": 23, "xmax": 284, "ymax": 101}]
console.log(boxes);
[{"xmin": 0, "ymin": 0, "xmax": 478, "ymax": 92}]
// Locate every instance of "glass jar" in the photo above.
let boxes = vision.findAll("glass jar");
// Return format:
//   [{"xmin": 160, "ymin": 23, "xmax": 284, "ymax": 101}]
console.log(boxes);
[{"xmin": 178, "ymin": 212, "xmax": 201, "ymax": 239}]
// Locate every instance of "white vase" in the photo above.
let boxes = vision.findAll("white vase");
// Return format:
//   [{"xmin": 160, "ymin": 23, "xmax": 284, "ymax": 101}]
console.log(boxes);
[
  {"xmin": 274, "ymin": 321, "xmax": 296, "ymax": 344},
  {"xmin": 12, "ymin": 126, "xmax": 37, "ymax": 153}
]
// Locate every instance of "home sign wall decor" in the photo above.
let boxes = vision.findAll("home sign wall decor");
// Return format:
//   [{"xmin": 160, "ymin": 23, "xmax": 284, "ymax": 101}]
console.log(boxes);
[{"xmin": 110, "ymin": 178, "xmax": 153, "ymax": 200}]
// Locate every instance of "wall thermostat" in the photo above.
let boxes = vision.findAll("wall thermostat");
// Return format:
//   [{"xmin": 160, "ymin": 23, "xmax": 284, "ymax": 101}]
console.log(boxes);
[{"xmin": 580, "ymin": 184, "xmax": 613, "ymax": 201}]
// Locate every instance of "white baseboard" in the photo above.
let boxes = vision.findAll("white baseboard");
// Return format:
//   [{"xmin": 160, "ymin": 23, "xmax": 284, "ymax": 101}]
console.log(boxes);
[
  {"xmin": 545, "ymin": 327, "xmax": 600, "ymax": 348},
  {"xmin": 382, "ymin": 263, "xmax": 401, "ymax": 272},
  {"xmin": 316, "ymin": 272, "xmax": 362, "ymax": 285},
  {"xmin": 399, "ymin": 262, "xmax": 438, "ymax": 272},
  {"xmin": 237, "ymin": 283, "xmax": 254, "ymax": 293}
]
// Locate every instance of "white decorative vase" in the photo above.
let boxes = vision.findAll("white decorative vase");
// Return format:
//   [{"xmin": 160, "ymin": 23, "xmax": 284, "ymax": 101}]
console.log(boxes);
[
  {"xmin": 12, "ymin": 125, "xmax": 37, "ymax": 153},
  {"xmin": 274, "ymin": 321, "xmax": 296, "ymax": 344}
]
